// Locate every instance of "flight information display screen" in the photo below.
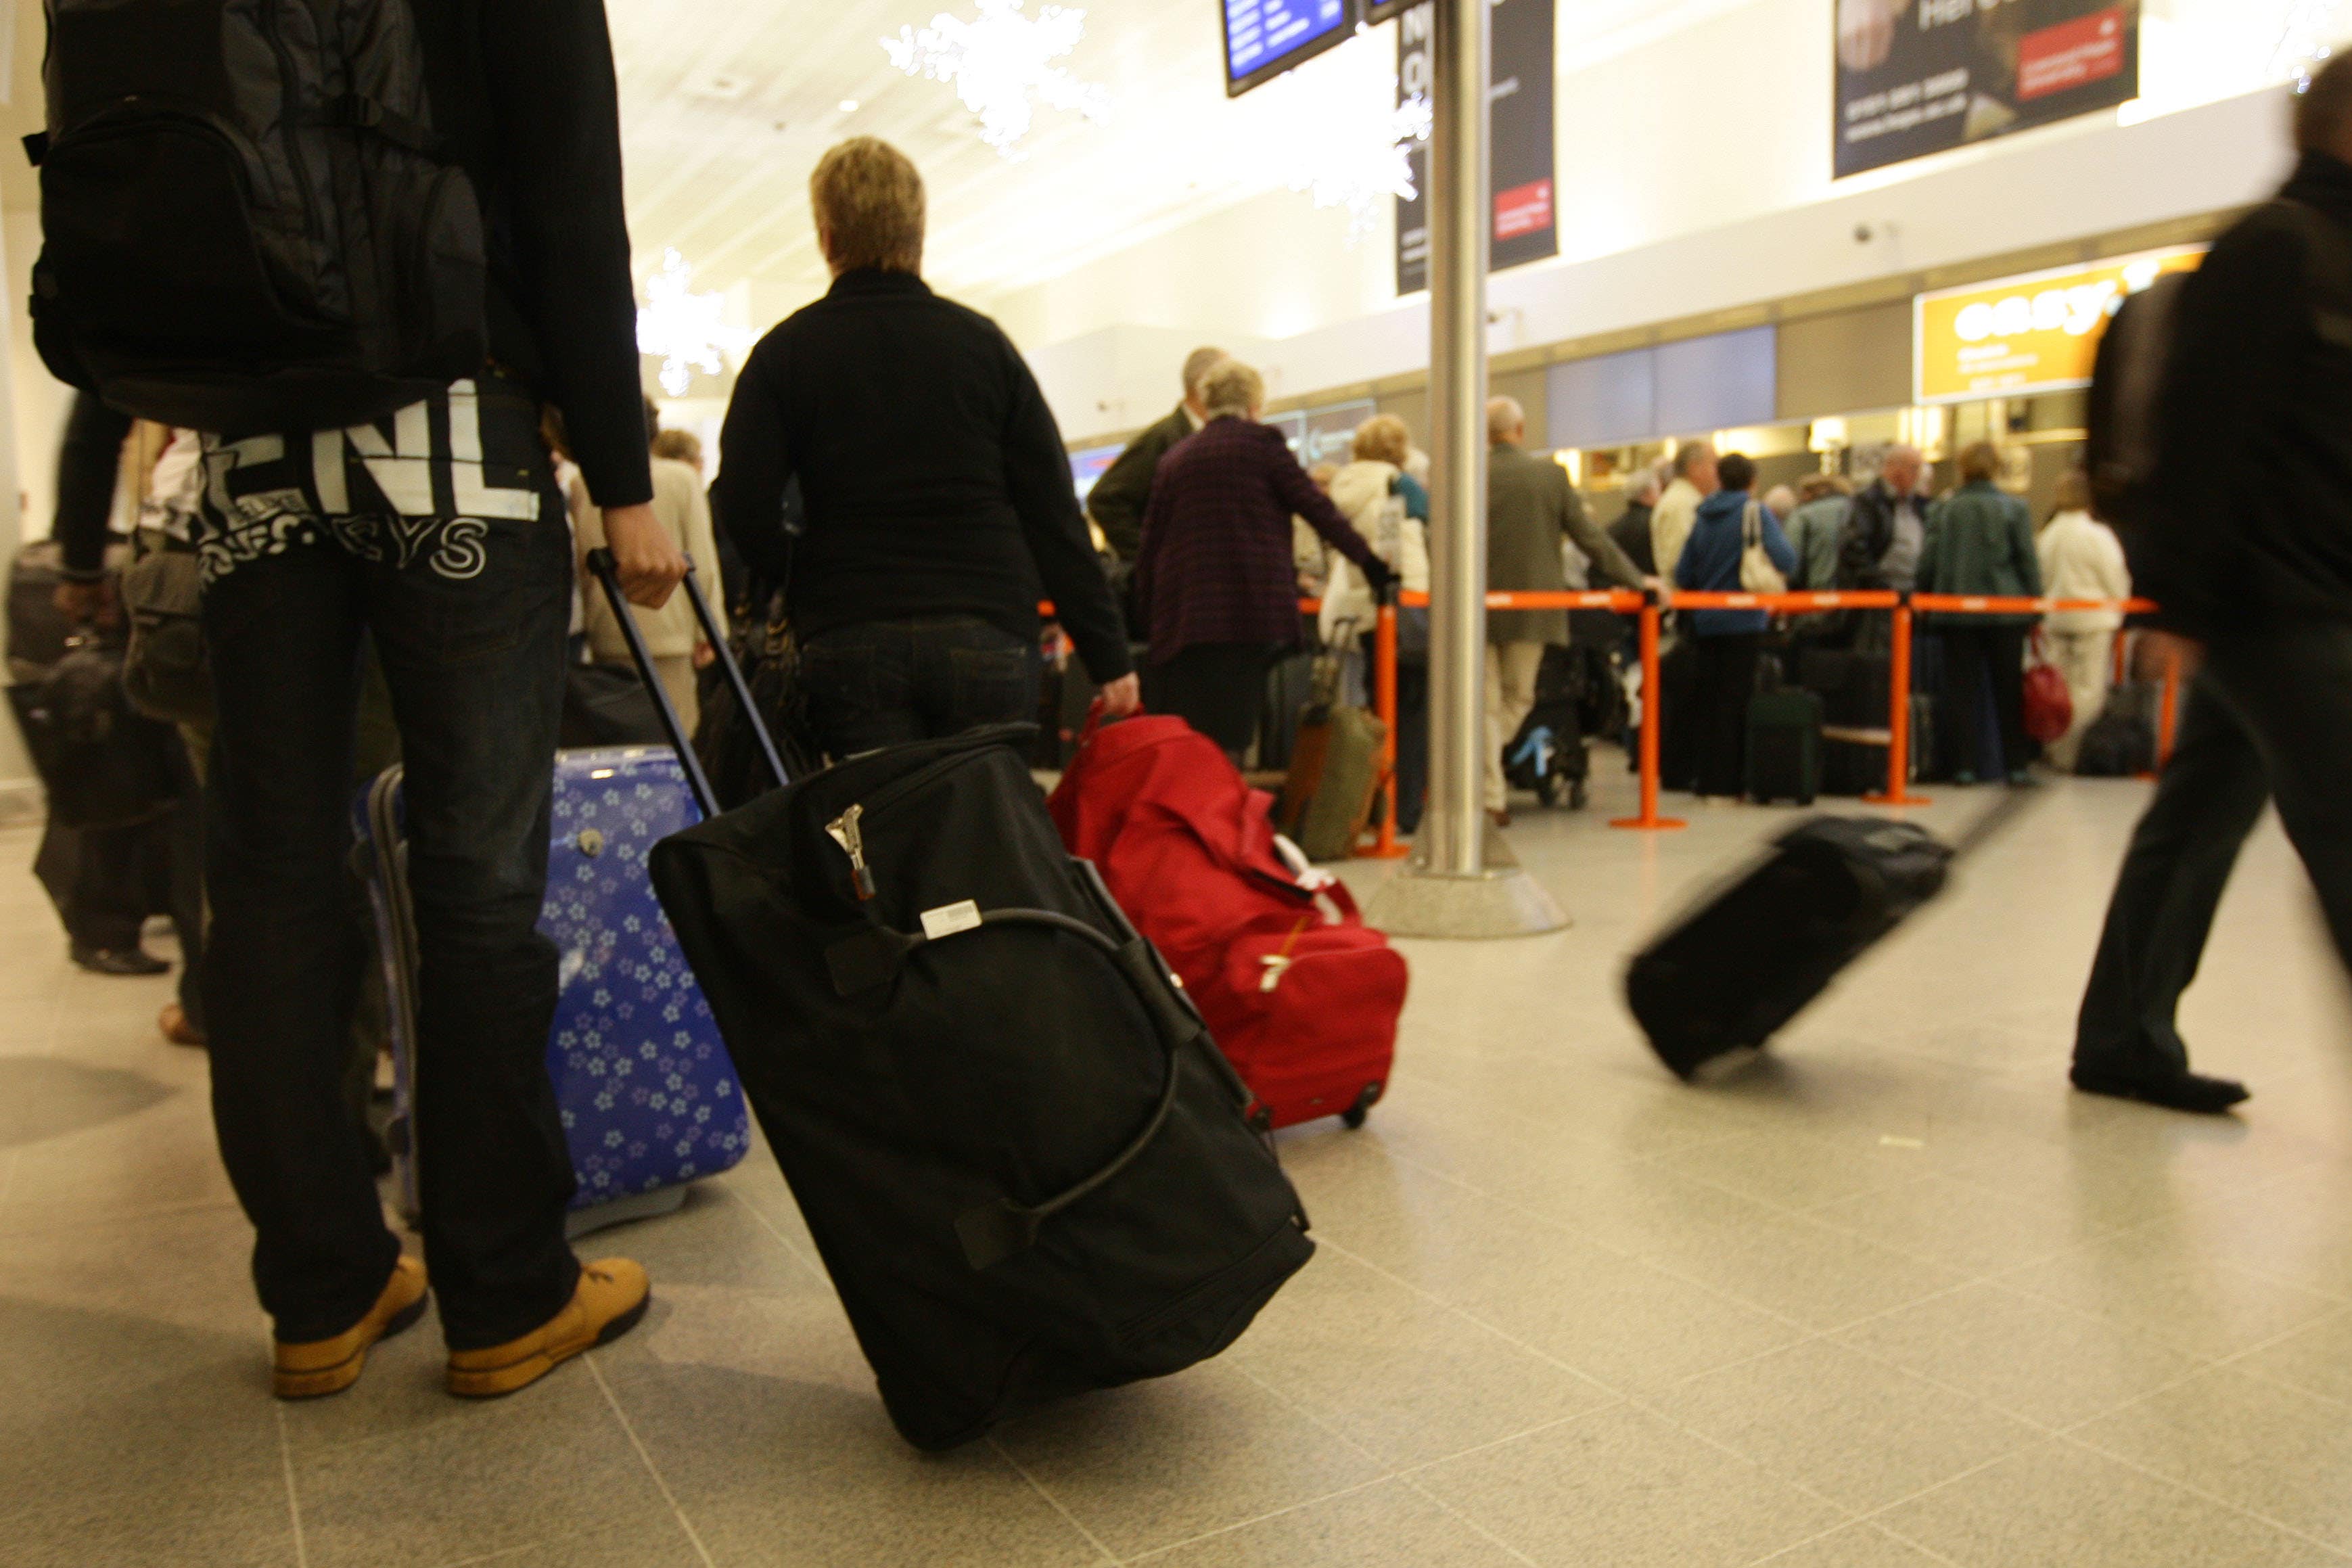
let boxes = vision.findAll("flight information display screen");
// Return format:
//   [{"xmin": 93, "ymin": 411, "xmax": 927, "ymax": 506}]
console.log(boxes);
[{"xmin": 1224, "ymin": 0, "xmax": 1354, "ymax": 96}]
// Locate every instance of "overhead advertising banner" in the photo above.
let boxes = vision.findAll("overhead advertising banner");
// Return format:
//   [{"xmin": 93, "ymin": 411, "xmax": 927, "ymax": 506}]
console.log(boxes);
[
  {"xmin": 1835, "ymin": 0, "xmax": 2141, "ymax": 180},
  {"xmin": 1913, "ymin": 244, "xmax": 2205, "ymax": 405},
  {"xmin": 1394, "ymin": 0, "xmax": 1557, "ymax": 296}
]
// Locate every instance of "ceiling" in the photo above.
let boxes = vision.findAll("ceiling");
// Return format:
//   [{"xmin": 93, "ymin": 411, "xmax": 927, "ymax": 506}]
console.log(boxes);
[{"xmin": 609, "ymin": 0, "xmax": 1743, "ymax": 323}]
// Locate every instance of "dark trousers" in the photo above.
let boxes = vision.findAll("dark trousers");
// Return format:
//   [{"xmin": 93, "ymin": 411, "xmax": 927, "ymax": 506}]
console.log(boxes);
[
  {"xmin": 802, "ymin": 615, "xmax": 1041, "ymax": 760},
  {"xmin": 2076, "ymin": 624, "xmax": 2352, "ymax": 1078},
  {"xmin": 1146, "ymin": 642, "xmax": 1277, "ymax": 760},
  {"xmin": 1394, "ymin": 660, "xmax": 1429, "ymax": 835},
  {"xmin": 1939, "ymin": 624, "xmax": 2028, "ymax": 779},
  {"xmin": 37, "ymin": 785, "xmax": 206, "ymax": 1026},
  {"xmin": 199, "ymin": 381, "xmax": 578, "ymax": 1349},
  {"xmin": 1689, "ymin": 633, "xmax": 1761, "ymax": 798}
]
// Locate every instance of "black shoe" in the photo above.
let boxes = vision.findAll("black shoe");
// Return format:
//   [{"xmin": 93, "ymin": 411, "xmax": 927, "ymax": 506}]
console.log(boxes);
[
  {"xmin": 71, "ymin": 943, "xmax": 170, "ymax": 977},
  {"xmin": 2071, "ymin": 1063, "xmax": 2250, "ymax": 1115}
]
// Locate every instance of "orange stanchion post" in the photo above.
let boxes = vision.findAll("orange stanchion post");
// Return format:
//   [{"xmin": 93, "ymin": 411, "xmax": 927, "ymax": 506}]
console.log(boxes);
[
  {"xmin": 2157, "ymin": 644, "xmax": 2182, "ymax": 768},
  {"xmin": 1360, "ymin": 599, "xmax": 1410, "ymax": 858},
  {"xmin": 1866, "ymin": 601, "xmax": 1931, "ymax": 807},
  {"xmin": 1611, "ymin": 595, "xmax": 1687, "ymax": 833}
]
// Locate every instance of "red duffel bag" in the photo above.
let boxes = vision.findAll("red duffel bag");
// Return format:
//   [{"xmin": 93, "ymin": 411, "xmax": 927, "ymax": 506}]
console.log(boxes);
[{"xmin": 1048, "ymin": 707, "xmax": 1407, "ymax": 1131}]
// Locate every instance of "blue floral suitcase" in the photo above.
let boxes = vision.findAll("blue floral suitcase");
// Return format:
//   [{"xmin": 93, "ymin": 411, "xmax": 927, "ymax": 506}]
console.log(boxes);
[
  {"xmin": 356, "ymin": 558, "xmax": 777, "ymax": 1235},
  {"xmin": 358, "ymin": 747, "xmax": 754, "ymax": 1233}
]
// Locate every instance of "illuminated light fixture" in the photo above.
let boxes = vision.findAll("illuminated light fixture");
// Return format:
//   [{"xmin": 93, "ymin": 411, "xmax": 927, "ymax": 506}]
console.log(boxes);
[
  {"xmin": 2274, "ymin": 1, "xmax": 2343, "ymax": 91},
  {"xmin": 839, "ymin": 98, "xmax": 860, "ymax": 113},
  {"xmin": 882, "ymin": 0, "xmax": 1109, "ymax": 159},
  {"xmin": 635, "ymin": 250, "xmax": 754, "ymax": 398}
]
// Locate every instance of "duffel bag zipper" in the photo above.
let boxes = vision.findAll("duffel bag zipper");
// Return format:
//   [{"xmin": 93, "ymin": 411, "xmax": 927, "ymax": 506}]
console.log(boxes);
[{"xmin": 823, "ymin": 803, "xmax": 877, "ymax": 901}]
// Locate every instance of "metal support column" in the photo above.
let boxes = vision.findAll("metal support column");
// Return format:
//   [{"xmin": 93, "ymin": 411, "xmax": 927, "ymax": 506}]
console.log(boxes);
[{"xmin": 1364, "ymin": 0, "xmax": 1566, "ymax": 940}]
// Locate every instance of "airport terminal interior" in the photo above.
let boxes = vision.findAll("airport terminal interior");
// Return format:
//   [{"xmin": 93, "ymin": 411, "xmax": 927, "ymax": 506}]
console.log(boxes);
[{"xmin": 7, "ymin": 0, "xmax": 2352, "ymax": 1564}]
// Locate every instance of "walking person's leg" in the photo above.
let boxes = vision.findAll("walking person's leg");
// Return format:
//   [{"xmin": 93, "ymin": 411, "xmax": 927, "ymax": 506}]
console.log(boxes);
[
  {"xmin": 2072, "ymin": 676, "xmax": 2271, "ymax": 1112},
  {"xmin": 1686, "ymin": 637, "xmax": 1725, "ymax": 798}
]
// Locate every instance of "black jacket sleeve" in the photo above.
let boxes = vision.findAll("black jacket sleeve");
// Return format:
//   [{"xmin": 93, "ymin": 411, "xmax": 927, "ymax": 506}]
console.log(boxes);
[
  {"xmin": 55, "ymin": 394, "xmax": 134, "ymax": 578},
  {"xmin": 1086, "ymin": 411, "xmax": 1177, "ymax": 562},
  {"xmin": 479, "ymin": 0, "xmax": 651, "ymax": 509},
  {"xmin": 1837, "ymin": 488, "xmax": 1893, "ymax": 589},
  {"xmin": 707, "ymin": 336, "xmax": 796, "ymax": 589},
  {"xmin": 1001, "ymin": 342, "xmax": 1132, "ymax": 683},
  {"xmin": 1560, "ymin": 476, "xmax": 1644, "ymax": 589}
]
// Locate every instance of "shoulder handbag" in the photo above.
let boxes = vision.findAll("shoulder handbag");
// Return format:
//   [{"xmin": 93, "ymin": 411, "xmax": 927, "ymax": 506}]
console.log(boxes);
[
  {"xmin": 1739, "ymin": 500, "xmax": 1788, "ymax": 595},
  {"xmin": 2022, "ymin": 628, "xmax": 2075, "ymax": 746},
  {"xmin": 119, "ymin": 532, "xmax": 212, "ymax": 725}
]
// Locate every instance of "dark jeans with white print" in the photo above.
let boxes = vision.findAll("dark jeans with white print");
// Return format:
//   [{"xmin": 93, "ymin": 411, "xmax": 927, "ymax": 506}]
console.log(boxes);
[{"xmin": 198, "ymin": 376, "xmax": 581, "ymax": 1350}]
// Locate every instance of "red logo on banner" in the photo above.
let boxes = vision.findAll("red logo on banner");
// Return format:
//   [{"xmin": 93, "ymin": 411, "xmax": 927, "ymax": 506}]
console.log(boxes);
[
  {"xmin": 1495, "ymin": 179, "xmax": 1553, "ymax": 242},
  {"xmin": 2016, "ymin": 7, "xmax": 2126, "ymax": 103}
]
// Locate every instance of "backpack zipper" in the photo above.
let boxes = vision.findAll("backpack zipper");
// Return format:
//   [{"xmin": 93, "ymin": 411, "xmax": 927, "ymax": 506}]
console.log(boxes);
[{"xmin": 260, "ymin": 0, "xmax": 325, "ymax": 273}]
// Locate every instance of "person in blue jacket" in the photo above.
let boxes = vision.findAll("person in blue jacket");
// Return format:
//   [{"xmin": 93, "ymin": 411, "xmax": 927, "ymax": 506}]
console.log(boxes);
[{"xmin": 1674, "ymin": 453, "xmax": 1797, "ymax": 798}]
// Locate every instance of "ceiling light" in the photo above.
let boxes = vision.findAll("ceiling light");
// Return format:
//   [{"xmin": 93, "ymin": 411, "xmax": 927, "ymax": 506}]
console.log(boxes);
[
  {"xmin": 881, "ymin": 0, "xmax": 1109, "ymax": 159},
  {"xmin": 635, "ymin": 250, "xmax": 755, "ymax": 398},
  {"xmin": 839, "ymin": 99, "xmax": 860, "ymax": 113}
]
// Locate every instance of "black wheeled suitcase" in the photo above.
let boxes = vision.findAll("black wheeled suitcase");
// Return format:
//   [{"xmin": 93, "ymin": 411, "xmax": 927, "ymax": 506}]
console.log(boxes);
[
  {"xmin": 1625, "ymin": 797, "xmax": 2029, "ymax": 1078},
  {"xmin": 647, "ymin": 725, "xmax": 1315, "ymax": 1451},
  {"xmin": 1745, "ymin": 690, "xmax": 1823, "ymax": 805}
]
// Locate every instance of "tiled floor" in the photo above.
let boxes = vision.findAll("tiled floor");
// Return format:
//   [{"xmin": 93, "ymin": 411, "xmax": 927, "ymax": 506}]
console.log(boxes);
[{"xmin": 5, "ymin": 756, "xmax": 2351, "ymax": 1567}]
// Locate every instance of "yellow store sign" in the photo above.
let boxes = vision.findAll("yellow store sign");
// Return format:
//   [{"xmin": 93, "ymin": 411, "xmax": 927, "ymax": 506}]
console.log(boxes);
[{"xmin": 1914, "ymin": 244, "xmax": 2207, "ymax": 405}]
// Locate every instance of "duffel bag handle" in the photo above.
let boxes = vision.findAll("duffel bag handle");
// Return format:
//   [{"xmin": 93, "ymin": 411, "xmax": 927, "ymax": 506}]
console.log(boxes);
[{"xmin": 824, "ymin": 904, "xmax": 1218, "ymax": 1272}]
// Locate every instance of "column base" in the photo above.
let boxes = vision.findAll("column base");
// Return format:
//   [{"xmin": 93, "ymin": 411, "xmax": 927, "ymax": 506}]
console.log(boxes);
[{"xmin": 1360, "ymin": 841, "xmax": 1569, "ymax": 940}]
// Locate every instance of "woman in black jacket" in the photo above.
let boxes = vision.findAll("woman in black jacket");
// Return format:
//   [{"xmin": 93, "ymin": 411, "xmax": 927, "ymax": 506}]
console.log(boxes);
[{"xmin": 711, "ymin": 139, "xmax": 1138, "ymax": 758}]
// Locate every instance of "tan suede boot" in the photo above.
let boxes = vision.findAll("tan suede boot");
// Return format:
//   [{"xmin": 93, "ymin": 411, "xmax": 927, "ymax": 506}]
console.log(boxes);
[
  {"xmin": 445, "ymin": 1259, "xmax": 650, "ymax": 1400},
  {"xmin": 273, "ymin": 1255, "xmax": 430, "ymax": 1400}
]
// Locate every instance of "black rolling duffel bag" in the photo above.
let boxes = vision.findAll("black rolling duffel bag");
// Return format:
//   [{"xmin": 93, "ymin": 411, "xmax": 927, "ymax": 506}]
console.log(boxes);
[
  {"xmin": 646, "ymin": 724, "xmax": 1314, "ymax": 1451},
  {"xmin": 1625, "ymin": 793, "xmax": 2034, "ymax": 1080}
]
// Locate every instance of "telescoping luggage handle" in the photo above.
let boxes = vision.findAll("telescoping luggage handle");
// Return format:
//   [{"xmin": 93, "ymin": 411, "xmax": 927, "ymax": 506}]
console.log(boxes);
[{"xmin": 583, "ymin": 547, "xmax": 789, "ymax": 818}]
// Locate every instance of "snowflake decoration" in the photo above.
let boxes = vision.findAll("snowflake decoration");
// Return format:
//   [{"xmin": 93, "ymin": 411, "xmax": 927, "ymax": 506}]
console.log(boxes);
[
  {"xmin": 2274, "ymin": 1, "xmax": 2343, "ymax": 91},
  {"xmin": 883, "ymin": 0, "xmax": 1109, "ymax": 159},
  {"xmin": 1258, "ymin": 35, "xmax": 1429, "ymax": 245},
  {"xmin": 635, "ymin": 250, "xmax": 754, "ymax": 398}
]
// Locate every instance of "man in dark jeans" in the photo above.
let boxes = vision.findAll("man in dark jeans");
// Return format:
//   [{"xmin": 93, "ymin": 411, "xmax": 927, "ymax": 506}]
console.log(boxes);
[
  {"xmin": 2071, "ymin": 59, "xmax": 2352, "ymax": 1115},
  {"xmin": 57, "ymin": 0, "xmax": 682, "ymax": 1398}
]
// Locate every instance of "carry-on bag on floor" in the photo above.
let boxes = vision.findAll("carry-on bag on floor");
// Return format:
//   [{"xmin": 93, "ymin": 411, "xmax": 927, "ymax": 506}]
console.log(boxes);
[
  {"xmin": 1745, "ymin": 689, "xmax": 1824, "ymax": 806},
  {"xmin": 359, "ymin": 561, "xmax": 763, "ymax": 1232},
  {"xmin": 1051, "ymin": 707, "xmax": 1406, "ymax": 1131},
  {"xmin": 1625, "ymin": 793, "xmax": 2033, "ymax": 1079},
  {"xmin": 1504, "ymin": 698, "xmax": 1590, "ymax": 809},
  {"xmin": 647, "ymin": 720, "xmax": 1316, "ymax": 1451},
  {"xmin": 1275, "ymin": 645, "xmax": 1387, "ymax": 862}
]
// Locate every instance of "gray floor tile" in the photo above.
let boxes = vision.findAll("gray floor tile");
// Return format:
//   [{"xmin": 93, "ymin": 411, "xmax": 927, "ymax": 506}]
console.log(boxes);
[
  {"xmin": 1747, "ymin": 1523, "xmax": 1948, "ymax": 1567},
  {"xmin": 1878, "ymin": 1438, "xmax": 2341, "ymax": 1567},
  {"xmin": 1655, "ymin": 1126, "xmax": 1942, "ymax": 1214},
  {"xmin": 425, "ymin": 1517, "xmax": 709, "ymax": 1568},
  {"xmin": 1130, "ymin": 1477, "xmax": 1525, "ymax": 1567},
  {"xmin": 2171, "ymin": 1165, "xmax": 2352, "ymax": 1302},
  {"xmin": 2071, "ymin": 1368, "xmax": 2352, "ymax": 1551},
  {"xmin": 0, "ymin": 1053, "xmax": 178, "ymax": 1151},
  {"xmin": 1998, "ymin": 1224, "xmax": 2343, "ymax": 1359},
  {"xmin": 1412, "ymin": 1402, "xmax": 1851, "ymax": 1568},
  {"xmin": 1640, "ymin": 1211, "xmax": 1968, "ymax": 1333},
  {"xmin": 3, "ymin": 1201, "xmax": 271, "ymax": 1337},
  {"xmin": 1226, "ymin": 1247, "xmax": 1617, "ymax": 1467},
  {"xmin": 599, "ymin": 1357, "xmax": 1106, "ymax": 1567},
  {"xmin": 2238, "ymin": 1309, "xmax": 2352, "ymax": 1406},
  {"xmin": 292, "ymin": 1373, "xmax": 675, "ymax": 1568},
  {"xmin": 1646, "ymin": 1338, "xmax": 2039, "ymax": 1512},
  {"xmin": 0, "ymin": 1455, "xmax": 299, "ymax": 1568},
  {"xmin": 1807, "ymin": 1173, "xmax": 2125, "ymax": 1276},
  {"xmin": 992, "ymin": 1360, "xmax": 1388, "ymax": 1561},
  {"xmin": 1833, "ymin": 1281, "xmax": 2210, "ymax": 1429}
]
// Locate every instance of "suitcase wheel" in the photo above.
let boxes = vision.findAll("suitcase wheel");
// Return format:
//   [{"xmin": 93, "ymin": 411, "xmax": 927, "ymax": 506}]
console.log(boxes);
[{"xmin": 1341, "ymin": 1082, "xmax": 1383, "ymax": 1130}]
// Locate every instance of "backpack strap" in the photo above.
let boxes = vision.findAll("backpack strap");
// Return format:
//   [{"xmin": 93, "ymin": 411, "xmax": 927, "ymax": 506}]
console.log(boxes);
[{"xmin": 322, "ymin": 94, "xmax": 450, "ymax": 160}]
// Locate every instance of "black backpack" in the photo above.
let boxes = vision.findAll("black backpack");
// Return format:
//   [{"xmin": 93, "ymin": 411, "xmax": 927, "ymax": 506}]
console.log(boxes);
[
  {"xmin": 647, "ymin": 726, "xmax": 1314, "ymax": 1450},
  {"xmin": 2088, "ymin": 200, "xmax": 2352, "ymax": 538},
  {"xmin": 29, "ymin": 0, "xmax": 486, "ymax": 431}
]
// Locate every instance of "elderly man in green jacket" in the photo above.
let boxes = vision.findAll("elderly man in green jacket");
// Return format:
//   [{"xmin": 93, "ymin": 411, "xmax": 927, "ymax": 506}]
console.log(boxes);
[
  {"xmin": 1485, "ymin": 397, "xmax": 1646, "ymax": 824},
  {"xmin": 1086, "ymin": 346, "xmax": 1229, "ymax": 561}
]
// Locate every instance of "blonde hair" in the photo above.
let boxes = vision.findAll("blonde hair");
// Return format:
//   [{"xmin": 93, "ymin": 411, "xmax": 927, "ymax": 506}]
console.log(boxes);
[
  {"xmin": 650, "ymin": 429, "xmax": 703, "ymax": 469},
  {"xmin": 1352, "ymin": 414, "xmax": 1411, "ymax": 466},
  {"xmin": 1199, "ymin": 360, "xmax": 1265, "ymax": 420},
  {"xmin": 1182, "ymin": 347, "xmax": 1229, "ymax": 400},
  {"xmin": 810, "ymin": 137, "xmax": 925, "ymax": 275}
]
